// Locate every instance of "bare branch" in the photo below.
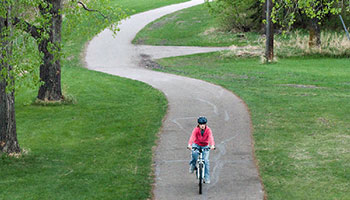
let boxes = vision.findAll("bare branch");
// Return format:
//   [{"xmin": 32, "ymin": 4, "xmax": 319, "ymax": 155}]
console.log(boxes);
[{"xmin": 77, "ymin": 1, "xmax": 107, "ymax": 19}]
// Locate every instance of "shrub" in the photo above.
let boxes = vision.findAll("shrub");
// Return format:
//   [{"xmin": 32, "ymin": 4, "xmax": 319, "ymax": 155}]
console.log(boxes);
[{"xmin": 205, "ymin": 0, "xmax": 262, "ymax": 32}]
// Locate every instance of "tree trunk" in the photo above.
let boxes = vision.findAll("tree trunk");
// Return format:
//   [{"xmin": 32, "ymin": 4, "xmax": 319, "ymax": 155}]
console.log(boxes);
[
  {"xmin": 308, "ymin": 17, "xmax": 321, "ymax": 48},
  {"xmin": 0, "ymin": 80, "xmax": 20, "ymax": 154},
  {"xmin": 265, "ymin": 0, "xmax": 274, "ymax": 62},
  {"xmin": 0, "ymin": 5, "xmax": 21, "ymax": 154},
  {"xmin": 37, "ymin": 0, "xmax": 63, "ymax": 101}
]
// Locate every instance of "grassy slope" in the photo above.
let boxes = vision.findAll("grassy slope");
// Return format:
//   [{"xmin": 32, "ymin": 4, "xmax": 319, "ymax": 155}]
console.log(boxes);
[
  {"xmin": 132, "ymin": 3, "xmax": 350, "ymax": 199},
  {"xmin": 133, "ymin": 3, "xmax": 260, "ymax": 47},
  {"xmin": 1, "ymin": 0, "xmax": 188, "ymax": 199}
]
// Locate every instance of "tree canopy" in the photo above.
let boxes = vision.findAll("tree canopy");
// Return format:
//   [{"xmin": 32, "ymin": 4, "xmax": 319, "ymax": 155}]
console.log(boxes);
[{"xmin": 0, "ymin": 0, "xmax": 128, "ymax": 154}]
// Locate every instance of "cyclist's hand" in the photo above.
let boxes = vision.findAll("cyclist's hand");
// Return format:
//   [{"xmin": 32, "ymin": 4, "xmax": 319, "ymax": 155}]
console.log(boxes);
[
  {"xmin": 187, "ymin": 145, "xmax": 192, "ymax": 150},
  {"xmin": 210, "ymin": 145, "xmax": 216, "ymax": 150}
]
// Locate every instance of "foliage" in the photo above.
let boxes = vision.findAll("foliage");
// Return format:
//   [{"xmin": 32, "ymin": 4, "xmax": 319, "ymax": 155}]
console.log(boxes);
[
  {"xmin": 134, "ymin": 4, "xmax": 350, "ymax": 57},
  {"xmin": 267, "ymin": 0, "xmax": 349, "ymax": 29},
  {"xmin": 63, "ymin": 0, "xmax": 128, "ymax": 41},
  {"xmin": 205, "ymin": 0, "xmax": 261, "ymax": 32},
  {"xmin": 0, "ymin": 0, "xmax": 128, "ymax": 93},
  {"xmin": 203, "ymin": 0, "xmax": 350, "ymax": 33},
  {"xmin": 0, "ymin": 0, "xmax": 48, "ymax": 92}
]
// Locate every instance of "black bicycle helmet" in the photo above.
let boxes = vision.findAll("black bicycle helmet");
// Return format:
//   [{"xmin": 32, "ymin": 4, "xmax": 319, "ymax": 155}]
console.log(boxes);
[{"xmin": 197, "ymin": 116, "xmax": 207, "ymax": 124}]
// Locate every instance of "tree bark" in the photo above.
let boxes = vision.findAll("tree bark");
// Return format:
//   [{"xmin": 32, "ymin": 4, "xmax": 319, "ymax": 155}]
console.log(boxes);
[
  {"xmin": 37, "ymin": 0, "xmax": 63, "ymax": 101},
  {"xmin": 265, "ymin": 0, "xmax": 274, "ymax": 62},
  {"xmin": 0, "ymin": 80, "xmax": 20, "ymax": 154},
  {"xmin": 309, "ymin": 17, "xmax": 321, "ymax": 48},
  {"xmin": 0, "ymin": 5, "xmax": 21, "ymax": 154}
]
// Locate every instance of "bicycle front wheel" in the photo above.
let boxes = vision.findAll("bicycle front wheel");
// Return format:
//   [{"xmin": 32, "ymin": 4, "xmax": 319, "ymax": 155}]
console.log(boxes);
[{"xmin": 198, "ymin": 164, "xmax": 203, "ymax": 194}]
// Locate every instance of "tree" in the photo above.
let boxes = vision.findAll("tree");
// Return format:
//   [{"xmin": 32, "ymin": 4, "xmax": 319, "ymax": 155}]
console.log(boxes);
[
  {"xmin": 265, "ymin": 0, "xmax": 274, "ymax": 62},
  {"xmin": 0, "ymin": 1, "xmax": 21, "ymax": 154},
  {"xmin": 35, "ymin": 0, "xmax": 127, "ymax": 101},
  {"xmin": 0, "ymin": 0, "xmax": 127, "ymax": 154},
  {"xmin": 37, "ymin": 0, "xmax": 63, "ymax": 101},
  {"xmin": 205, "ymin": 0, "xmax": 260, "ymax": 32},
  {"xmin": 270, "ymin": 0, "xmax": 344, "ymax": 47},
  {"xmin": 261, "ymin": 0, "xmax": 348, "ymax": 61}
]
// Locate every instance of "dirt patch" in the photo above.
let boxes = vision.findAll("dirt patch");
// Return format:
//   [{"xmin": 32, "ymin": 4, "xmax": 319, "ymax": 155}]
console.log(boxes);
[
  {"xmin": 139, "ymin": 54, "xmax": 164, "ymax": 70},
  {"xmin": 139, "ymin": 54, "xmax": 189, "ymax": 75}
]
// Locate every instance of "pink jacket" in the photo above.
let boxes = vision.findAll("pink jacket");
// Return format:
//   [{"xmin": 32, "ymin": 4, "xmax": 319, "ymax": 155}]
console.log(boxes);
[{"xmin": 188, "ymin": 126, "xmax": 215, "ymax": 147}]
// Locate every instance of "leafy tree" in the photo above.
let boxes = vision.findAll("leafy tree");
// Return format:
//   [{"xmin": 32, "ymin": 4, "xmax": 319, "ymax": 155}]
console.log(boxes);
[
  {"xmin": 27, "ymin": 0, "xmax": 127, "ymax": 101},
  {"xmin": 0, "ymin": 0, "xmax": 127, "ymax": 154},
  {"xmin": 0, "ymin": 0, "xmax": 43, "ymax": 154},
  {"xmin": 263, "ymin": 0, "xmax": 349, "ymax": 61},
  {"xmin": 205, "ymin": 0, "xmax": 260, "ymax": 32},
  {"xmin": 0, "ymin": 1, "xmax": 20, "ymax": 154},
  {"xmin": 270, "ymin": 0, "xmax": 347, "ymax": 47}
]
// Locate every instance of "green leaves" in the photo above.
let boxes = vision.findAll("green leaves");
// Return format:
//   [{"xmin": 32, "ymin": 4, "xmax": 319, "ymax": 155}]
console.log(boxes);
[
  {"xmin": 265, "ymin": 0, "xmax": 345, "ymax": 29},
  {"xmin": 205, "ymin": 0, "xmax": 259, "ymax": 32},
  {"xmin": 63, "ymin": 0, "xmax": 128, "ymax": 39},
  {"xmin": 1, "ymin": 0, "xmax": 129, "ymax": 93}
]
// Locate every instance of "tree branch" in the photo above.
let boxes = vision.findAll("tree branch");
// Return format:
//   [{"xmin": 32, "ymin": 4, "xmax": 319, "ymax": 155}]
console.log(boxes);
[
  {"xmin": 77, "ymin": 1, "xmax": 107, "ymax": 19},
  {"xmin": 13, "ymin": 18, "xmax": 42, "ymax": 39}
]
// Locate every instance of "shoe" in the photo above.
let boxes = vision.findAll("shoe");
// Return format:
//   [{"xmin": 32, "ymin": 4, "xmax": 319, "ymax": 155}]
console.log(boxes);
[
  {"xmin": 204, "ymin": 179, "xmax": 210, "ymax": 184},
  {"xmin": 189, "ymin": 165, "xmax": 194, "ymax": 174}
]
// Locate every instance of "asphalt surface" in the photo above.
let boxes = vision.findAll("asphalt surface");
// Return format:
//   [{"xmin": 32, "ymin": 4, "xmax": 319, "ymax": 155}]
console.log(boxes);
[{"xmin": 85, "ymin": 0, "xmax": 265, "ymax": 199}]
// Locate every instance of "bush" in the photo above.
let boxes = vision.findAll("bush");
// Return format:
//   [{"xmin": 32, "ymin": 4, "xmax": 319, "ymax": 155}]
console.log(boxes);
[{"xmin": 205, "ymin": 0, "xmax": 262, "ymax": 32}]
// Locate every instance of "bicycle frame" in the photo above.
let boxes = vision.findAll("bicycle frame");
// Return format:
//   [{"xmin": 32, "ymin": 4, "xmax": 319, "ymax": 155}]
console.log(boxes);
[
  {"xmin": 196, "ymin": 150, "xmax": 205, "ymax": 181},
  {"xmin": 192, "ymin": 147, "xmax": 209, "ymax": 194}
]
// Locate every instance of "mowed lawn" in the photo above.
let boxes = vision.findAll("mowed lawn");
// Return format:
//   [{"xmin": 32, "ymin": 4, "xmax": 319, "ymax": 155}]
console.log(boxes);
[
  {"xmin": 156, "ymin": 55, "xmax": 350, "ymax": 199},
  {"xmin": 1, "ymin": 0, "xmax": 189, "ymax": 199},
  {"xmin": 4, "ymin": 68, "xmax": 167, "ymax": 200},
  {"xmin": 132, "ymin": 3, "xmax": 350, "ymax": 199}
]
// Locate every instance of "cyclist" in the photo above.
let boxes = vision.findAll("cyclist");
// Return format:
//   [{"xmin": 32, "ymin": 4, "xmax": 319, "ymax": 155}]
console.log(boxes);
[{"xmin": 187, "ymin": 116, "xmax": 215, "ymax": 184}]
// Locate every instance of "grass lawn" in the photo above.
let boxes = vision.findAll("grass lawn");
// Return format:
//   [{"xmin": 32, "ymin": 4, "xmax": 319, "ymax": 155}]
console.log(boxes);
[
  {"xmin": 116, "ymin": 0, "xmax": 189, "ymax": 14},
  {"xmin": 133, "ymin": 2, "xmax": 350, "ymax": 199},
  {"xmin": 1, "ymin": 0, "xmax": 188, "ymax": 199},
  {"xmin": 3, "ymin": 68, "xmax": 167, "ymax": 200},
  {"xmin": 156, "ymin": 54, "xmax": 350, "ymax": 199},
  {"xmin": 133, "ymin": 3, "xmax": 260, "ymax": 47}
]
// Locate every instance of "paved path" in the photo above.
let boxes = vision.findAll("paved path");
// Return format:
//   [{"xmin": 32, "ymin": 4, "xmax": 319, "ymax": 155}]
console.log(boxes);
[{"xmin": 85, "ymin": 0, "xmax": 265, "ymax": 199}]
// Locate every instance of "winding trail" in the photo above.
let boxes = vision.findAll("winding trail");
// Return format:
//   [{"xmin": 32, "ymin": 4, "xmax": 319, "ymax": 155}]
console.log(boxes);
[{"xmin": 85, "ymin": 0, "xmax": 264, "ymax": 199}]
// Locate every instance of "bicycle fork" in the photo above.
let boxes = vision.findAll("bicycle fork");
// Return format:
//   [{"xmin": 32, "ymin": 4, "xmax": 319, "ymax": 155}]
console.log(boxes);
[{"xmin": 197, "ymin": 154, "xmax": 205, "ymax": 179}]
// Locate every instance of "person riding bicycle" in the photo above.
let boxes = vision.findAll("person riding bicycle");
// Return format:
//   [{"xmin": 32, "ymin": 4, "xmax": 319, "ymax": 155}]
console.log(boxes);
[{"xmin": 187, "ymin": 116, "xmax": 215, "ymax": 184}]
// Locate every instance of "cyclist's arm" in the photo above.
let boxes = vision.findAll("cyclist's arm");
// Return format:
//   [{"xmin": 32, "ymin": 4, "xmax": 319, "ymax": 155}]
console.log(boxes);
[
  {"xmin": 208, "ymin": 128, "xmax": 215, "ymax": 146},
  {"xmin": 208, "ymin": 128, "xmax": 215, "ymax": 150},
  {"xmin": 187, "ymin": 128, "xmax": 197, "ymax": 149}
]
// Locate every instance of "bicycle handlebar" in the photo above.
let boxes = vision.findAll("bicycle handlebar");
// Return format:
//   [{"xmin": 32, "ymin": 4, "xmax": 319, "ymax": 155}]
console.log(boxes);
[{"xmin": 191, "ymin": 146, "xmax": 211, "ymax": 152}]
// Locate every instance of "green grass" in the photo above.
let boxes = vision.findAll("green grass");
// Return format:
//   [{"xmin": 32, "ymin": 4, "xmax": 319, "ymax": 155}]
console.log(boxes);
[
  {"xmin": 3, "ymin": 68, "xmax": 167, "ymax": 200},
  {"xmin": 131, "ymin": 3, "xmax": 350, "ymax": 198},
  {"xmin": 133, "ymin": 3, "xmax": 260, "ymax": 47},
  {"xmin": 116, "ymin": 0, "xmax": 189, "ymax": 14},
  {"xmin": 155, "ymin": 54, "xmax": 350, "ymax": 199},
  {"xmin": 133, "ymin": 3, "xmax": 350, "ymax": 58},
  {"xmin": 1, "ymin": 0, "xmax": 192, "ymax": 199}
]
